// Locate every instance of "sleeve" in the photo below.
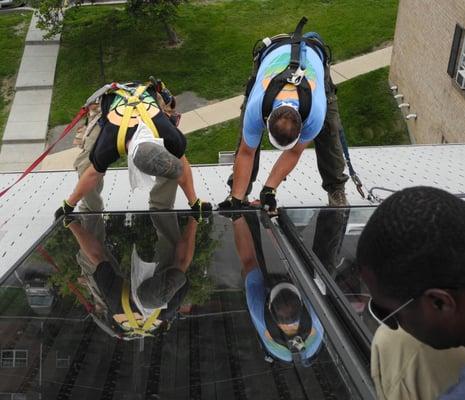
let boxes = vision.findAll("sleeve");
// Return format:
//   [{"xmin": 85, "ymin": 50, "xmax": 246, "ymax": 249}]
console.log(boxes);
[
  {"xmin": 245, "ymin": 267, "xmax": 267, "ymax": 330},
  {"xmin": 242, "ymin": 94, "xmax": 266, "ymax": 149},
  {"xmin": 88, "ymin": 123, "xmax": 120, "ymax": 173},
  {"xmin": 153, "ymin": 111, "xmax": 186, "ymax": 158},
  {"xmin": 300, "ymin": 98, "xmax": 327, "ymax": 143}
]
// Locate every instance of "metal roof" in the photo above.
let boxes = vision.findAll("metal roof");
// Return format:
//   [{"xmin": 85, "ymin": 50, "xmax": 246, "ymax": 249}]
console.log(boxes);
[{"xmin": 1, "ymin": 143, "xmax": 465, "ymax": 278}]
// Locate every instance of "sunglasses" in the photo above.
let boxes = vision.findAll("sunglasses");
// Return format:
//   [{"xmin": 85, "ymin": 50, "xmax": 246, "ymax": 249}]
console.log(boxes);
[{"xmin": 368, "ymin": 297, "xmax": 415, "ymax": 330}]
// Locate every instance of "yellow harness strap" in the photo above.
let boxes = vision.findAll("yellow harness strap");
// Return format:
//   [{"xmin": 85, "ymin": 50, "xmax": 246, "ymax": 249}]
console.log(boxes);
[
  {"xmin": 116, "ymin": 85, "xmax": 160, "ymax": 157},
  {"xmin": 121, "ymin": 282, "xmax": 161, "ymax": 335}
]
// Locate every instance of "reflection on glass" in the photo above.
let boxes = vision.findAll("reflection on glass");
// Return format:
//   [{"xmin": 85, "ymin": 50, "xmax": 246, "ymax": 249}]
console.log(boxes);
[
  {"xmin": 0, "ymin": 211, "xmax": 361, "ymax": 399},
  {"xmin": 284, "ymin": 207, "xmax": 379, "ymax": 334},
  {"xmin": 232, "ymin": 213, "xmax": 324, "ymax": 367},
  {"xmin": 68, "ymin": 213, "xmax": 196, "ymax": 339}
]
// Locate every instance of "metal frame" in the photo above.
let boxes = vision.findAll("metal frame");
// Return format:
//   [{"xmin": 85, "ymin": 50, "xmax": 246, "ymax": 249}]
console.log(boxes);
[
  {"xmin": 278, "ymin": 208, "xmax": 374, "ymax": 360},
  {"xmin": 264, "ymin": 213, "xmax": 376, "ymax": 400}
]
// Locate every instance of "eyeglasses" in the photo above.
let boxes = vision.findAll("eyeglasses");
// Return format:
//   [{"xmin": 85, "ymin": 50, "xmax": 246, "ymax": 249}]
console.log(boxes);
[{"xmin": 368, "ymin": 297, "xmax": 415, "ymax": 330}]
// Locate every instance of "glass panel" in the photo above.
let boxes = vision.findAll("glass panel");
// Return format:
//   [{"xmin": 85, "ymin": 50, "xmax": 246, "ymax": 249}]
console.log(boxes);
[
  {"xmin": 0, "ymin": 211, "xmax": 363, "ymax": 399},
  {"xmin": 282, "ymin": 207, "xmax": 379, "ymax": 335}
]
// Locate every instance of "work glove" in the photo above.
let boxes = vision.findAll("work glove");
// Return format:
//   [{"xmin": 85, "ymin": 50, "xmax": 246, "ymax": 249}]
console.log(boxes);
[
  {"xmin": 218, "ymin": 195, "xmax": 249, "ymax": 210},
  {"xmin": 260, "ymin": 186, "xmax": 277, "ymax": 213},
  {"xmin": 54, "ymin": 200, "xmax": 75, "ymax": 221},
  {"xmin": 190, "ymin": 198, "xmax": 212, "ymax": 222}
]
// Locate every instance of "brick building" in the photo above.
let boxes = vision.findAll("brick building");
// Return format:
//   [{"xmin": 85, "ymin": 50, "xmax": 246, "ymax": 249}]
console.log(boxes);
[{"xmin": 389, "ymin": 0, "xmax": 465, "ymax": 143}]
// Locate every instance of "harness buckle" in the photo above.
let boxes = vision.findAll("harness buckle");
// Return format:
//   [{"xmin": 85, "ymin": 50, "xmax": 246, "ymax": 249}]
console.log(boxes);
[
  {"xmin": 287, "ymin": 67, "xmax": 306, "ymax": 86},
  {"xmin": 289, "ymin": 335, "xmax": 305, "ymax": 351},
  {"xmin": 126, "ymin": 96, "xmax": 141, "ymax": 107}
]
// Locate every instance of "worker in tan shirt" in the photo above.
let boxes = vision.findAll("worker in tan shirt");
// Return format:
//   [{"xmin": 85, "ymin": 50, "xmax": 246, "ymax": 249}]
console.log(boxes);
[{"xmin": 357, "ymin": 186, "xmax": 465, "ymax": 400}]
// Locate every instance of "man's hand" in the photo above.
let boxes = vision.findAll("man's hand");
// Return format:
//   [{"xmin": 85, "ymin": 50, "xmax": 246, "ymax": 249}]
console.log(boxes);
[
  {"xmin": 260, "ymin": 186, "xmax": 277, "ymax": 212},
  {"xmin": 190, "ymin": 198, "xmax": 212, "ymax": 212},
  {"xmin": 54, "ymin": 200, "xmax": 75, "ymax": 220},
  {"xmin": 218, "ymin": 195, "xmax": 249, "ymax": 210},
  {"xmin": 190, "ymin": 198, "xmax": 212, "ymax": 222}
]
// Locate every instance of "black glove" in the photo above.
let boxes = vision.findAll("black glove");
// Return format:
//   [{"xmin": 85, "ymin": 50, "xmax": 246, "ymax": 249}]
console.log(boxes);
[
  {"xmin": 217, "ymin": 195, "xmax": 248, "ymax": 210},
  {"xmin": 190, "ymin": 198, "xmax": 212, "ymax": 212},
  {"xmin": 54, "ymin": 200, "xmax": 75, "ymax": 220},
  {"xmin": 63, "ymin": 214, "xmax": 80, "ymax": 228},
  {"xmin": 260, "ymin": 186, "xmax": 277, "ymax": 212},
  {"xmin": 190, "ymin": 198, "xmax": 212, "ymax": 222}
]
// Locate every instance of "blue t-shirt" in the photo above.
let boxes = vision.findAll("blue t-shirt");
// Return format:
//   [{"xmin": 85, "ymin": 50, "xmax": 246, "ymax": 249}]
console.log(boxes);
[
  {"xmin": 245, "ymin": 267, "xmax": 324, "ymax": 363},
  {"xmin": 242, "ymin": 44, "xmax": 327, "ymax": 149}
]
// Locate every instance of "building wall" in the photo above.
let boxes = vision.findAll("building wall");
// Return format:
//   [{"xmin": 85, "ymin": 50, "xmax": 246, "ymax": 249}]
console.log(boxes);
[{"xmin": 390, "ymin": 0, "xmax": 465, "ymax": 143}]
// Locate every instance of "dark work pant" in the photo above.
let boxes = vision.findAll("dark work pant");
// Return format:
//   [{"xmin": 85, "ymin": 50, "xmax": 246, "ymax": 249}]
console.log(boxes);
[{"xmin": 228, "ymin": 65, "xmax": 349, "ymax": 195}]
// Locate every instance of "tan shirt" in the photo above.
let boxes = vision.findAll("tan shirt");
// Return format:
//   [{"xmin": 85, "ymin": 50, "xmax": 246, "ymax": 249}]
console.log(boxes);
[{"xmin": 371, "ymin": 325, "xmax": 465, "ymax": 400}]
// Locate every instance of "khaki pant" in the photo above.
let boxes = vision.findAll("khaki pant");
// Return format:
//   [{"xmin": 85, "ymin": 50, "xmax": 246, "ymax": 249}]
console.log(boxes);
[{"xmin": 73, "ymin": 122, "xmax": 178, "ymax": 212}]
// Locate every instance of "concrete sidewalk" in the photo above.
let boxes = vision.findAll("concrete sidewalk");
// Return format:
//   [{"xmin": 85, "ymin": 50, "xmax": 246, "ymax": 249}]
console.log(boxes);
[
  {"xmin": 178, "ymin": 46, "xmax": 392, "ymax": 135},
  {"xmin": 0, "ymin": 14, "xmax": 60, "ymax": 172}
]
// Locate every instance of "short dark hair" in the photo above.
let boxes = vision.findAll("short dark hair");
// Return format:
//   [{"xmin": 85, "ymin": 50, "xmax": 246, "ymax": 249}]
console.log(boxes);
[
  {"xmin": 268, "ymin": 106, "xmax": 302, "ymax": 146},
  {"xmin": 356, "ymin": 186, "xmax": 465, "ymax": 301},
  {"xmin": 270, "ymin": 289, "xmax": 302, "ymax": 324}
]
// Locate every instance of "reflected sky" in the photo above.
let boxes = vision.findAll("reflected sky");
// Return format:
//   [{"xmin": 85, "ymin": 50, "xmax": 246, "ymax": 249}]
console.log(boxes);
[{"xmin": 0, "ymin": 211, "xmax": 362, "ymax": 399}]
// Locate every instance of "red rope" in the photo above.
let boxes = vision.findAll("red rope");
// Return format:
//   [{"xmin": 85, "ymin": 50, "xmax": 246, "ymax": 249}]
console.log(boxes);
[{"xmin": 0, "ymin": 107, "xmax": 88, "ymax": 198}]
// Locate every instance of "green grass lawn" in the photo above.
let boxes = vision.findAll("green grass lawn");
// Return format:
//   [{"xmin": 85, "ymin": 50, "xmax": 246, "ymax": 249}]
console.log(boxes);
[
  {"xmin": 185, "ymin": 67, "xmax": 410, "ymax": 164},
  {"xmin": 0, "ymin": 11, "xmax": 32, "ymax": 140},
  {"xmin": 50, "ymin": 0, "xmax": 399, "ymax": 126}
]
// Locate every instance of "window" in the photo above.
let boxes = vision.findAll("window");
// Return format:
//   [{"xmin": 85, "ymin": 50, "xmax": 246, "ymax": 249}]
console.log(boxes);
[
  {"xmin": 0, "ymin": 350, "xmax": 28, "ymax": 368},
  {"xmin": 447, "ymin": 24, "xmax": 465, "ymax": 89},
  {"xmin": 56, "ymin": 351, "xmax": 70, "ymax": 369},
  {"xmin": 0, "ymin": 394, "xmax": 27, "ymax": 400}
]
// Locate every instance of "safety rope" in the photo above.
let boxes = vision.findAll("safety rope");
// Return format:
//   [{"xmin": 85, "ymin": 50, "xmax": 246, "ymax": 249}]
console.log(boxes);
[
  {"xmin": 338, "ymin": 127, "xmax": 366, "ymax": 199},
  {"xmin": 0, "ymin": 107, "xmax": 88, "ymax": 198}
]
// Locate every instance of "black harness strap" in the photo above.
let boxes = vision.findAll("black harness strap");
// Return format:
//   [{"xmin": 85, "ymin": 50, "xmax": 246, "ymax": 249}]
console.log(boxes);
[
  {"xmin": 260, "ymin": 17, "xmax": 326, "ymax": 124},
  {"xmin": 264, "ymin": 303, "xmax": 312, "ymax": 348}
]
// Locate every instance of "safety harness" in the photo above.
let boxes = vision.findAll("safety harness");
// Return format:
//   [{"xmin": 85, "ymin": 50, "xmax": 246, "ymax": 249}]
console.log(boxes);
[
  {"xmin": 85, "ymin": 80, "xmax": 166, "ymax": 157},
  {"xmin": 120, "ymin": 281, "xmax": 162, "ymax": 337},
  {"xmin": 244, "ymin": 213, "xmax": 313, "ymax": 366},
  {"xmin": 264, "ymin": 296, "xmax": 313, "ymax": 365},
  {"xmin": 246, "ymin": 17, "xmax": 329, "ymax": 124},
  {"xmin": 245, "ymin": 17, "xmax": 366, "ymax": 199}
]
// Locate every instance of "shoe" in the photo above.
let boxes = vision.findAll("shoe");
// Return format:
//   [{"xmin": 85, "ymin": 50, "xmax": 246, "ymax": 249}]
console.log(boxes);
[{"xmin": 328, "ymin": 190, "xmax": 349, "ymax": 207}]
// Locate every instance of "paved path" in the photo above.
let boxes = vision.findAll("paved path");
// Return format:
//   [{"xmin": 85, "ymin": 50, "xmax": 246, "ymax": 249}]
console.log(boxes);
[
  {"xmin": 0, "ymin": 13, "xmax": 60, "ymax": 171},
  {"xmin": 178, "ymin": 46, "xmax": 392, "ymax": 135}
]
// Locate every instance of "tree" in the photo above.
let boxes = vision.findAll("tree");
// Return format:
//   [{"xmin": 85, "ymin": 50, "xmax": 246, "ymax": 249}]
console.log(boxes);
[
  {"xmin": 31, "ymin": 0, "xmax": 186, "ymax": 45},
  {"xmin": 126, "ymin": 0, "xmax": 186, "ymax": 46}
]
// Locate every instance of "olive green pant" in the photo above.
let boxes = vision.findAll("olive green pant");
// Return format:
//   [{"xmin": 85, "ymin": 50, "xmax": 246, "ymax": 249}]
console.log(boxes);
[{"xmin": 73, "ymin": 124, "xmax": 178, "ymax": 212}]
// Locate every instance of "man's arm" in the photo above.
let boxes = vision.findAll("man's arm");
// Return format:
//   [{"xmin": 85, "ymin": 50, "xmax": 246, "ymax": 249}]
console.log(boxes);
[
  {"xmin": 67, "ymin": 165, "xmax": 105, "ymax": 206},
  {"xmin": 231, "ymin": 140, "xmax": 256, "ymax": 200},
  {"xmin": 176, "ymin": 155, "xmax": 198, "ymax": 206},
  {"xmin": 232, "ymin": 216, "xmax": 259, "ymax": 277},
  {"xmin": 264, "ymin": 141, "xmax": 308, "ymax": 189},
  {"xmin": 174, "ymin": 216, "xmax": 198, "ymax": 273},
  {"xmin": 68, "ymin": 221, "xmax": 106, "ymax": 266}
]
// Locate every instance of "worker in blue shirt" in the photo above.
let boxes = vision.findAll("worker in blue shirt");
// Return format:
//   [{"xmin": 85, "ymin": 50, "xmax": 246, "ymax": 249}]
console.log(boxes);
[{"xmin": 220, "ymin": 21, "xmax": 348, "ymax": 211}]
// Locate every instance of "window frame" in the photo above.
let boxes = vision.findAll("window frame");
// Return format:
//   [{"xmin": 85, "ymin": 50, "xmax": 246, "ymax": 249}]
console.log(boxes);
[{"xmin": 0, "ymin": 350, "xmax": 28, "ymax": 368}]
